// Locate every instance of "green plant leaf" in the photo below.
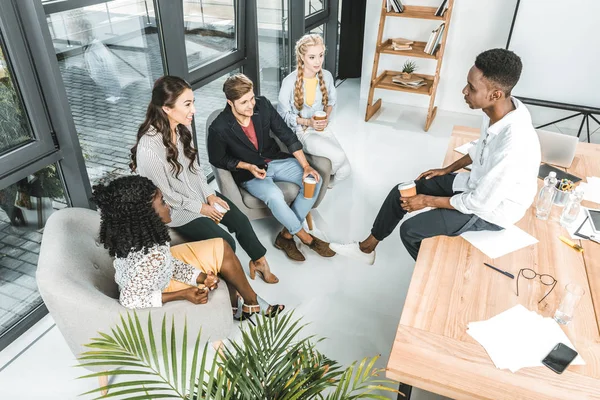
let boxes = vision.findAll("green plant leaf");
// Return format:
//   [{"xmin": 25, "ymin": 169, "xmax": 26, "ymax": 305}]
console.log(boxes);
[{"xmin": 147, "ymin": 313, "xmax": 161, "ymax": 374}]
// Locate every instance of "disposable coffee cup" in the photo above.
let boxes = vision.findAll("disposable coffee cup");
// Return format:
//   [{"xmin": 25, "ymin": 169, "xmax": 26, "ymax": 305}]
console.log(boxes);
[
  {"xmin": 303, "ymin": 176, "xmax": 317, "ymax": 199},
  {"xmin": 398, "ymin": 181, "xmax": 417, "ymax": 198},
  {"xmin": 313, "ymin": 111, "xmax": 327, "ymax": 132},
  {"xmin": 213, "ymin": 203, "xmax": 227, "ymax": 223}
]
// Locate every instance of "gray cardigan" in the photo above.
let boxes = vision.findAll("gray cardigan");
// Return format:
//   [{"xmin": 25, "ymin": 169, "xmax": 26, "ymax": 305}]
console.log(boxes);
[
  {"xmin": 136, "ymin": 126, "xmax": 214, "ymax": 227},
  {"xmin": 277, "ymin": 69, "xmax": 337, "ymax": 129}
]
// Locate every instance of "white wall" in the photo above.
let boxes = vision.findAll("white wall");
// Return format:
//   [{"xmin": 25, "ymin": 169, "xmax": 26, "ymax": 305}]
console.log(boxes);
[{"xmin": 359, "ymin": 0, "xmax": 590, "ymax": 132}]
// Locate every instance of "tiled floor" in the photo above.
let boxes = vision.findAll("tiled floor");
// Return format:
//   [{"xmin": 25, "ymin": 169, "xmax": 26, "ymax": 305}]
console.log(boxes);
[{"xmin": 0, "ymin": 78, "xmax": 598, "ymax": 400}]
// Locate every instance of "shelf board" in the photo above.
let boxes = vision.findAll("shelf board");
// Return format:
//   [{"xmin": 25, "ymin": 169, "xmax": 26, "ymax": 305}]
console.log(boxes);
[
  {"xmin": 378, "ymin": 39, "xmax": 438, "ymax": 60},
  {"xmin": 372, "ymin": 70, "xmax": 434, "ymax": 96},
  {"xmin": 386, "ymin": 5, "xmax": 445, "ymax": 21}
]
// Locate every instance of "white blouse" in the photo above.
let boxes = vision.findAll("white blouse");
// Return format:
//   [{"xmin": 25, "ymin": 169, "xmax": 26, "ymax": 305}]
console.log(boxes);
[
  {"xmin": 136, "ymin": 126, "xmax": 216, "ymax": 227},
  {"xmin": 113, "ymin": 243, "xmax": 201, "ymax": 309}
]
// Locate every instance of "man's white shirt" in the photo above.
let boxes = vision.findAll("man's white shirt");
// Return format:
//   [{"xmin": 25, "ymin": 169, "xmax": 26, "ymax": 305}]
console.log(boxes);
[{"xmin": 450, "ymin": 97, "xmax": 541, "ymax": 228}]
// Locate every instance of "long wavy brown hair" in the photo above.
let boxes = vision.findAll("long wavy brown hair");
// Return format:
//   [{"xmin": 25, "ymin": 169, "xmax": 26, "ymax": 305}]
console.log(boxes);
[
  {"xmin": 294, "ymin": 34, "xmax": 328, "ymax": 111},
  {"xmin": 130, "ymin": 76, "xmax": 198, "ymax": 178}
]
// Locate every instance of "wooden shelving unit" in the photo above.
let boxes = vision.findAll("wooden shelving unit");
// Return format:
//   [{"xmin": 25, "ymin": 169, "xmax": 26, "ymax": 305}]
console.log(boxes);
[{"xmin": 365, "ymin": 0, "xmax": 455, "ymax": 131}]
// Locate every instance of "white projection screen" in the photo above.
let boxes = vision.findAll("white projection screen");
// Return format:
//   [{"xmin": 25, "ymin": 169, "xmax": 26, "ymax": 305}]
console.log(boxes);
[{"xmin": 507, "ymin": 0, "xmax": 599, "ymax": 108}]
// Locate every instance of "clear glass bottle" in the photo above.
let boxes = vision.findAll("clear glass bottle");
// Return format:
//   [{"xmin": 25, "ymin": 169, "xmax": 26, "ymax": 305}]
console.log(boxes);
[
  {"xmin": 536, "ymin": 171, "xmax": 557, "ymax": 220},
  {"xmin": 560, "ymin": 187, "xmax": 584, "ymax": 228}
]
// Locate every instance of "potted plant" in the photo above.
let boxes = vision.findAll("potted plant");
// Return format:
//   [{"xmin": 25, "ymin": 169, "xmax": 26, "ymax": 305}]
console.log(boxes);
[
  {"xmin": 78, "ymin": 312, "xmax": 401, "ymax": 399},
  {"xmin": 15, "ymin": 164, "xmax": 64, "ymax": 209},
  {"xmin": 401, "ymin": 60, "xmax": 417, "ymax": 79}
]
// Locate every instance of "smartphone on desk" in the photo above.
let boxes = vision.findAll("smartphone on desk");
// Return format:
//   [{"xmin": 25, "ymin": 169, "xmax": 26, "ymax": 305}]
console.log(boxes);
[{"xmin": 542, "ymin": 343, "xmax": 578, "ymax": 374}]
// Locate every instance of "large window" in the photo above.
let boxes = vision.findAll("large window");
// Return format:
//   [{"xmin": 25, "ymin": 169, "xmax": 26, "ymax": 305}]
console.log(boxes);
[
  {"xmin": 183, "ymin": 0, "xmax": 237, "ymax": 72},
  {"xmin": 305, "ymin": 0, "xmax": 325, "ymax": 16},
  {"xmin": 192, "ymin": 68, "xmax": 242, "ymax": 176},
  {"xmin": 45, "ymin": 0, "xmax": 164, "ymax": 185},
  {"xmin": 257, "ymin": 0, "xmax": 289, "ymax": 103},
  {"xmin": 0, "ymin": 163, "xmax": 67, "ymax": 339},
  {"xmin": 0, "ymin": 43, "xmax": 33, "ymax": 155}
]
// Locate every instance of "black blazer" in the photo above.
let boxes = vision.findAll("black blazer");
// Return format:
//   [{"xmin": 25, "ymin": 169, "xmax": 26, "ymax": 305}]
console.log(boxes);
[{"xmin": 207, "ymin": 96, "xmax": 303, "ymax": 185}]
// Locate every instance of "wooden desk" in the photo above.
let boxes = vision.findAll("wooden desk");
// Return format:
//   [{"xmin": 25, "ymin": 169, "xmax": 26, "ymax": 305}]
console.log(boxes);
[{"xmin": 387, "ymin": 126, "xmax": 600, "ymax": 400}]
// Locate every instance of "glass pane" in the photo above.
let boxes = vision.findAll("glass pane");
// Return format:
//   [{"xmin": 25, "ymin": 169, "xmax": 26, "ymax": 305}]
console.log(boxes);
[
  {"xmin": 305, "ymin": 0, "xmax": 325, "ymax": 16},
  {"xmin": 309, "ymin": 24, "xmax": 325, "ymax": 36},
  {"xmin": 0, "ymin": 33, "xmax": 34, "ymax": 155},
  {"xmin": 183, "ymin": 0, "xmax": 237, "ymax": 72},
  {"xmin": 257, "ymin": 0, "xmax": 289, "ymax": 103},
  {"xmin": 45, "ymin": 0, "xmax": 164, "ymax": 185},
  {"xmin": 0, "ymin": 163, "xmax": 67, "ymax": 336},
  {"xmin": 192, "ymin": 68, "xmax": 241, "ymax": 176}
]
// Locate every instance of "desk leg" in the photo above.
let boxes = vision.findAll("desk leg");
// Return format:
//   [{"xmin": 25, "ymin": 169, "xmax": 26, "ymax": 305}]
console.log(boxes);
[{"xmin": 398, "ymin": 383, "xmax": 412, "ymax": 399}]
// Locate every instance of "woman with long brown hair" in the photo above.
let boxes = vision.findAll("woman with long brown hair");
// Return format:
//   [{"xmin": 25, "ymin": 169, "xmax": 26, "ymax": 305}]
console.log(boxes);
[
  {"xmin": 277, "ymin": 34, "xmax": 351, "ymax": 187},
  {"xmin": 131, "ymin": 76, "xmax": 278, "ymax": 284}
]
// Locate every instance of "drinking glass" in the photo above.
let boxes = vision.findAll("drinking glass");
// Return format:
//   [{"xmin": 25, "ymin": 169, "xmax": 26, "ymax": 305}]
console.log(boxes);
[{"xmin": 554, "ymin": 283, "xmax": 585, "ymax": 325}]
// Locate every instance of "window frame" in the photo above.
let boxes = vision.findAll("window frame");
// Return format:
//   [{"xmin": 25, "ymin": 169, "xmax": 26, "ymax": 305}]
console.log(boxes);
[{"xmin": 0, "ymin": 1, "xmax": 59, "ymax": 182}]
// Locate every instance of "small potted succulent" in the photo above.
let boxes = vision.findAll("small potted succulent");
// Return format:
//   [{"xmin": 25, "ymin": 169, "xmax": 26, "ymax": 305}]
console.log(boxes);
[{"xmin": 401, "ymin": 60, "xmax": 417, "ymax": 79}]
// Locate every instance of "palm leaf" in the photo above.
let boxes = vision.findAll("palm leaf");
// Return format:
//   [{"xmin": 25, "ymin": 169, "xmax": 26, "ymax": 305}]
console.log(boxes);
[{"xmin": 78, "ymin": 310, "xmax": 399, "ymax": 399}]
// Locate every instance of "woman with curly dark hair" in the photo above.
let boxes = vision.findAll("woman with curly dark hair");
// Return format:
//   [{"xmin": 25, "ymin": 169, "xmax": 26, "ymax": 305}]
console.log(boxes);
[
  {"xmin": 91, "ymin": 175, "xmax": 283, "ymax": 319},
  {"xmin": 130, "ymin": 75, "xmax": 279, "ymax": 284}
]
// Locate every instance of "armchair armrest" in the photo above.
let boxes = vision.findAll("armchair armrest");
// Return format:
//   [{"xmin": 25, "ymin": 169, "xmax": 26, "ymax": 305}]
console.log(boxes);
[{"xmin": 210, "ymin": 166, "xmax": 248, "ymax": 212}]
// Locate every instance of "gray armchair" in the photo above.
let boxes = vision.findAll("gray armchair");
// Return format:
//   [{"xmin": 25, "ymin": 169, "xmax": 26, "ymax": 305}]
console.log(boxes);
[
  {"xmin": 36, "ymin": 208, "xmax": 233, "ymax": 385},
  {"xmin": 205, "ymin": 110, "xmax": 331, "ymax": 229}
]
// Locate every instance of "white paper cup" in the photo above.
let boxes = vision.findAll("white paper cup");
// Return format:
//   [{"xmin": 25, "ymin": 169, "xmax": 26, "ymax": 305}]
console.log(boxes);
[
  {"xmin": 313, "ymin": 111, "xmax": 327, "ymax": 131},
  {"xmin": 213, "ymin": 203, "xmax": 228, "ymax": 223}
]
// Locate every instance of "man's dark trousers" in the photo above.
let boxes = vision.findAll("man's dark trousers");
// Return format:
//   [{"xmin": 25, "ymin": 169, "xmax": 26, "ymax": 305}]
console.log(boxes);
[{"xmin": 371, "ymin": 174, "xmax": 502, "ymax": 260}]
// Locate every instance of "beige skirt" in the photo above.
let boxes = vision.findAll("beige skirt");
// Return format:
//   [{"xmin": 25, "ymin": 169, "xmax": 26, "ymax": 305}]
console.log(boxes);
[{"xmin": 162, "ymin": 238, "xmax": 224, "ymax": 293}]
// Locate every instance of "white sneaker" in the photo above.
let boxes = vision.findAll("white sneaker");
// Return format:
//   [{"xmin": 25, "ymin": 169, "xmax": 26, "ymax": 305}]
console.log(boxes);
[{"xmin": 329, "ymin": 242, "xmax": 375, "ymax": 265}]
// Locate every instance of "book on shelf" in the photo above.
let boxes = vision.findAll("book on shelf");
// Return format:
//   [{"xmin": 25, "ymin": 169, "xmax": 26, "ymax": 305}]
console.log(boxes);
[
  {"xmin": 428, "ymin": 23, "xmax": 445, "ymax": 55},
  {"xmin": 435, "ymin": 0, "xmax": 448, "ymax": 17},
  {"xmin": 387, "ymin": 0, "xmax": 404, "ymax": 13},
  {"xmin": 392, "ymin": 44, "xmax": 412, "ymax": 51},
  {"xmin": 392, "ymin": 37, "xmax": 413, "ymax": 46},
  {"xmin": 424, "ymin": 23, "xmax": 444, "ymax": 55},
  {"xmin": 392, "ymin": 75, "xmax": 426, "ymax": 88},
  {"xmin": 390, "ymin": 38, "xmax": 413, "ymax": 51}
]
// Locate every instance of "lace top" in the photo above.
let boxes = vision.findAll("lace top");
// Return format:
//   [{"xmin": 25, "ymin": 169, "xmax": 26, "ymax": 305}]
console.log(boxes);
[{"xmin": 113, "ymin": 243, "xmax": 201, "ymax": 309}]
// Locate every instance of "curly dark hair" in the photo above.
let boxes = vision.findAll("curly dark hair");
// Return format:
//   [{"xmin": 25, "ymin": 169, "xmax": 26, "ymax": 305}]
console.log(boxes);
[
  {"xmin": 91, "ymin": 175, "xmax": 170, "ymax": 258},
  {"xmin": 130, "ymin": 76, "xmax": 198, "ymax": 178},
  {"xmin": 475, "ymin": 49, "xmax": 522, "ymax": 95}
]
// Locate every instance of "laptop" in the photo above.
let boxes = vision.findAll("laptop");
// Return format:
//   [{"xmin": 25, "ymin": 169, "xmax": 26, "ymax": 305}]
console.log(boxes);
[
  {"xmin": 454, "ymin": 128, "xmax": 577, "ymax": 169},
  {"xmin": 536, "ymin": 129, "xmax": 578, "ymax": 168}
]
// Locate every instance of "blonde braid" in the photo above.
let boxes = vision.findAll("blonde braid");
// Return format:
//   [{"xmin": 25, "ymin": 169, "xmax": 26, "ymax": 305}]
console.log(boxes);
[
  {"xmin": 294, "ymin": 33, "xmax": 327, "ymax": 113},
  {"xmin": 294, "ymin": 60, "xmax": 305, "ymax": 111},
  {"xmin": 317, "ymin": 69, "xmax": 328, "ymax": 107}
]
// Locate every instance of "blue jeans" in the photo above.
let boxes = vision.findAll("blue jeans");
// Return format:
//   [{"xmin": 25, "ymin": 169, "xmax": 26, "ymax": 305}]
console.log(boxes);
[{"xmin": 241, "ymin": 158, "xmax": 321, "ymax": 234}]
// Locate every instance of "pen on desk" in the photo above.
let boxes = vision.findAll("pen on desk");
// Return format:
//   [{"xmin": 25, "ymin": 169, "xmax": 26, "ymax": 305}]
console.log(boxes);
[
  {"xmin": 559, "ymin": 235, "xmax": 584, "ymax": 252},
  {"xmin": 483, "ymin": 262, "xmax": 515, "ymax": 279}
]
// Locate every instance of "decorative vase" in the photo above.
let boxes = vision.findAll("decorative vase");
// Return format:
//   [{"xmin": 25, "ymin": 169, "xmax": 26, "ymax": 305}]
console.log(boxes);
[{"xmin": 401, "ymin": 72, "xmax": 412, "ymax": 79}]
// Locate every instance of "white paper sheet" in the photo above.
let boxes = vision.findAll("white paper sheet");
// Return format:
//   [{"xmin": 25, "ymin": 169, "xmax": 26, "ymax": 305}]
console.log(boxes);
[
  {"xmin": 578, "ymin": 177, "xmax": 600, "ymax": 205},
  {"xmin": 467, "ymin": 305, "xmax": 585, "ymax": 373},
  {"xmin": 461, "ymin": 225, "xmax": 538, "ymax": 259}
]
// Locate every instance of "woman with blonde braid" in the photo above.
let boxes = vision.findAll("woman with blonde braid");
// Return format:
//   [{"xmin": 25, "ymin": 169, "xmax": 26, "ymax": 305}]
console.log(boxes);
[{"xmin": 277, "ymin": 34, "xmax": 351, "ymax": 187}]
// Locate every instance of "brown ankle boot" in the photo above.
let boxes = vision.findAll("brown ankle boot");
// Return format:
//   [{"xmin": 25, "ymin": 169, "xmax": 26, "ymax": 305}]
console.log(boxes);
[
  {"xmin": 307, "ymin": 235, "xmax": 336, "ymax": 257},
  {"xmin": 274, "ymin": 233, "xmax": 305, "ymax": 262}
]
